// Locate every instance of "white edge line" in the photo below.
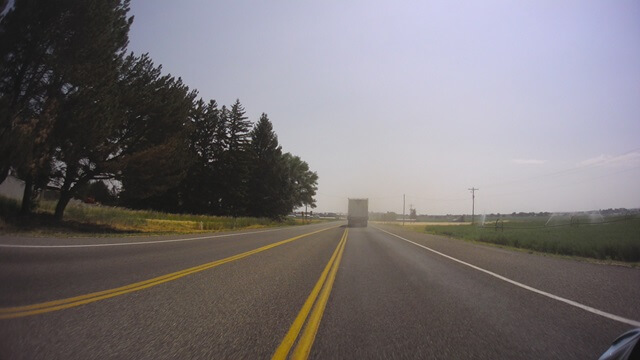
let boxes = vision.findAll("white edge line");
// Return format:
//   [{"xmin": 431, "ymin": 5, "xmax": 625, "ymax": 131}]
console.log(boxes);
[
  {"xmin": 0, "ymin": 224, "xmax": 330, "ymax": 249},
  {"xmin": 374, "ymin": 226, "xmax": 640, "ymax": 328}
]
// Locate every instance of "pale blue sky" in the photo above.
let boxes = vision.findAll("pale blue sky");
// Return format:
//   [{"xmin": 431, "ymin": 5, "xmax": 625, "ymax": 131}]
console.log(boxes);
[{"xmin": 127, "ymin": 0, "xmax": 640, "ymax": 214}]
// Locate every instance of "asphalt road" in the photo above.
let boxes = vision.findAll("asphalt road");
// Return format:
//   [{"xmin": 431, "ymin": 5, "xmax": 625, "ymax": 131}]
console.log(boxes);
[{"xmin": 0, "ymin": 222, "xmax": 638, "ymax": 359}]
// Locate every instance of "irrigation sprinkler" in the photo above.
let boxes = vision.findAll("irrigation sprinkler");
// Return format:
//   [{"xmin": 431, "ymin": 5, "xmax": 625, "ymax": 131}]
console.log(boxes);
[{"xmin": 570, "ymin": 215, "xmax": 580, "ymax": 227}]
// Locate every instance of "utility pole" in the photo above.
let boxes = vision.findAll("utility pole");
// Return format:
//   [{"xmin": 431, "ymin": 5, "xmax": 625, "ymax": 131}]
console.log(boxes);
[
  {"xmin": 468, "ymin": 188, "xmax": 478, "ymax": 225},
  {"xmin": 402, "ymin": 194, "xmax": 406, "ymax": 226}
]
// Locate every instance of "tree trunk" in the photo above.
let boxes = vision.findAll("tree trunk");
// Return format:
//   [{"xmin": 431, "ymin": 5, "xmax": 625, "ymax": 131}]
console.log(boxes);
[
  {"xmin": 54, "ymin": 191, "xmax": 72, "ymax": 221},
  {"xmin": 0, "ymin": 164, "xmax": 8, "ymax": 185},
  {"xmin": 54, "ymin": 172, "xmax": 88, "ymax": 221},
  {"xmin": 20, "ymin": 175, "xmax": 33, "ymax": 215}
]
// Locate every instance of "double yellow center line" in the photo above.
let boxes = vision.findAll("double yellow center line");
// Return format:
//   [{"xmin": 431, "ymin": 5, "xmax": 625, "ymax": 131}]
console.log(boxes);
[
  {"xmin": 272, "ymin": 228, "xmax": 348, "ymax": 360},
  {"xmin": 0, "ymin": 227, "xmax": 333, "ymax": 320}
]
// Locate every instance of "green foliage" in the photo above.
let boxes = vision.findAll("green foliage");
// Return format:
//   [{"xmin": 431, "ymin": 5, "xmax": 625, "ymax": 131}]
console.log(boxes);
[
  {"xmin": 247, "ymin": 114, "xmax": 286, "ymax": 218},
  {"xmin": 141, "ymin": 105, "xmax": 319, "ymax": 219},
  {"xmin": 0, "ymin": 0, "xmax": 134, "ymax": 216},
  {"xmin": 164, "ymin": 99, "xmax": 227, "ymax": 215},
  {"xmin": 0, "ymin": 1, "xmax": 319, "ymax": 221},
  {"xmin": 115, "ymin": 54, "xmax": 196, "ymax": 208},
  {"xmin": 0, "ymin": 0, "xmax": 64, "ymax": 191},
  {"xmin": 218, "ymin": 100, "xmax": 252, "ymax": 216},
  {"xmin": 282, "ymin": 153, "xmax": 318, "ymax": 210}
]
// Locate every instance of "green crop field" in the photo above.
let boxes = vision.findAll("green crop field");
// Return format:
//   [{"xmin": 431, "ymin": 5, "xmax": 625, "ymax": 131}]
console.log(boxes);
[{"xmin": 407, "ymin": 214, "xmax": 640, "ymax": 262}]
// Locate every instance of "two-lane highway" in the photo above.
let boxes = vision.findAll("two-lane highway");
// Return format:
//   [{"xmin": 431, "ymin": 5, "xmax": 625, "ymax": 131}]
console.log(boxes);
[
  {"xmin": 1, "ymin": 223, "xmax": 638, "ymax": 359},
  {"xmin": 314, "ymin": 225, "xmax": 639, "ymax": 359},
  {"xmin": 0, "ymin": 223, "xmax": 343, "ymax": 358}
]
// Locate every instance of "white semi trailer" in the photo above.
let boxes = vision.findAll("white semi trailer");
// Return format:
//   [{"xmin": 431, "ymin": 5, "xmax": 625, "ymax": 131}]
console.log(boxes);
[{"xmin": 348, "ymin": 198, "xmax": 368, "ymax": 227}]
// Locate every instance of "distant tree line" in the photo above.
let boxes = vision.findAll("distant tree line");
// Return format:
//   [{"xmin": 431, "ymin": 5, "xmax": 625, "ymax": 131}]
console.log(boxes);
[
  {"xmin": 369, "ymin": 212, "xmax": 399, "ymax": 221},
  {"xmin": 0, "ymin": 0, "xmax": 317, "ymax": 220}
]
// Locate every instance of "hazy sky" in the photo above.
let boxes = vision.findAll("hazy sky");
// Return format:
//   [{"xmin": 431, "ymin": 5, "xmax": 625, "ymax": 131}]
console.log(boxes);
[{"xmin": 127, "ymin": 0, "xmax": 640, "ymax": 214}]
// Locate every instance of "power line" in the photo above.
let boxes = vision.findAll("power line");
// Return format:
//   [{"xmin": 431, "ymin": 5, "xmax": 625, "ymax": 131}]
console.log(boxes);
[
  {"xmin": 405, "ymin": 194, "xmax": 468, "ymax": 202},
  {"xmin": 478, "ymin": 164, "xmax": 640, "ymax": 200},
  {"xmin": 479, "ymin": 147, "xmax": 640, "ymax": 190}
]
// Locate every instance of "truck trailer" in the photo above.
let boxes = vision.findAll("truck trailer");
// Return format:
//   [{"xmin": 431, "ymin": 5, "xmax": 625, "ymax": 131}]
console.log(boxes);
[{"xmin": 347, "ymin": 198, "xmax": 368, "ymax": 227}]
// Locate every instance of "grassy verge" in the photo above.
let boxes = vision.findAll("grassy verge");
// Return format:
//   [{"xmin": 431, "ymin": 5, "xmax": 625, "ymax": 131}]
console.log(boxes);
[
  {"xmin": 0, "ymin": 197, "xmax": 325, "ymax": 236},
  {"xmin": 403, "ymin": 216, "xmax": 640, "ymax": 262}
]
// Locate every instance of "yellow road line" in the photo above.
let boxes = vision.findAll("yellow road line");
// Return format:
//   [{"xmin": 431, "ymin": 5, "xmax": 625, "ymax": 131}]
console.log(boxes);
[
  {"xmin": 0, "ymin": 226, "xmax": 334, "ymax": 320},
  {"xmin": 272, "ymin": 228, "xmax": 348, "ymax": 360},
  {"xmin": 291, "ymin": 229, "xmax": 347, "ymax": 359}
]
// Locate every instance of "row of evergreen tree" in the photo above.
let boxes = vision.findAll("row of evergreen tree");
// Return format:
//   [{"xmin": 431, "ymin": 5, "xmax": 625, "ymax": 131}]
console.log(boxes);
[{"xmin": 0, "ymin": 0, "xmax": 317, "ymax": 220}]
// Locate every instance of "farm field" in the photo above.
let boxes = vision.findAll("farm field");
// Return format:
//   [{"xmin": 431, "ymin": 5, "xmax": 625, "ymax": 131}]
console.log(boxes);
[
  {"xmin": 373, "ymin": 221, "xmax": 471, "ymax": 226},
  {"xmin": 402, "ymin": 214, "xmax": 640, "ymax": 263}
]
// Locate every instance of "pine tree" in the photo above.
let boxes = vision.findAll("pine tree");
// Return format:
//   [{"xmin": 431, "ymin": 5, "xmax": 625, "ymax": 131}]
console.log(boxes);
[
  {"xmin": 49, "ymin": 0, "xmax": 134, "ymax": 219},
  {"xmin": 174, "ymin": 99, "xmax": 227, "ymax": 214},
  {"xmin": 116, "ymin": 54, "xmax": 196, "ymax": 211},
  {"xmin": 247, "ymin": 113, "xmax": 286, "ymax": 218},
  {"xmin": 219, "ymin": 99, "xmax": 252, "ymax": 216}
]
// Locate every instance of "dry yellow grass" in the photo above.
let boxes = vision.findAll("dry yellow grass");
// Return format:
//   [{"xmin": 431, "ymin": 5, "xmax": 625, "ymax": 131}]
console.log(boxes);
[
  {"xmin": 134, "ymin": 219, "xmax": 275, "ymax": 233},
  {"xmin": 141, "ymin": 219, "xmax": 203, "ymax": 232}
]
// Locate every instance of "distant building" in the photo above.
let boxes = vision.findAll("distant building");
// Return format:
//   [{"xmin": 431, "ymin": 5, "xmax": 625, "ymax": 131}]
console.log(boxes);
[{"xmin": 0, "ymin": 174, "xmax": 25, "ymax": 201}]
